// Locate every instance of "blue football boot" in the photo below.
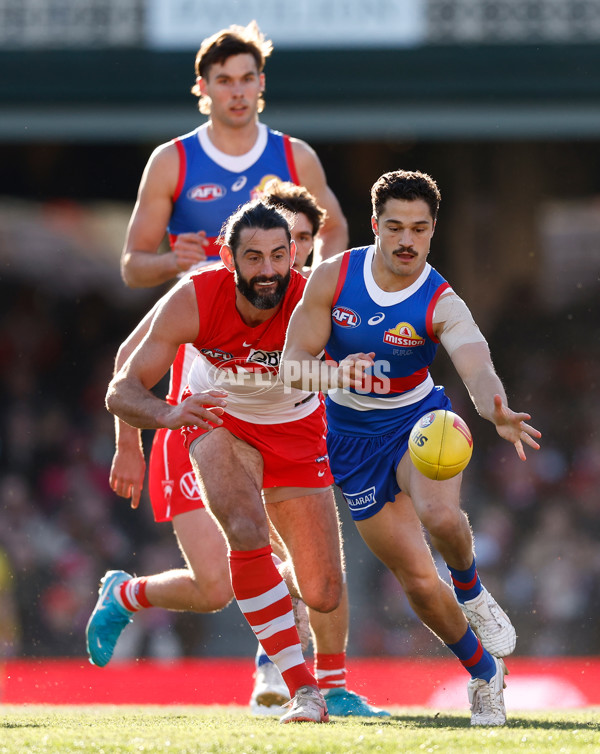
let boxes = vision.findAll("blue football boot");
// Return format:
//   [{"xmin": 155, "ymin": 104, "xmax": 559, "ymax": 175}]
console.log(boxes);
[
  {"xmin": 86, "ymin": 570, "xmax": 133, "ymax": 667},
  {"xmin": 324, "ymin": 688, "xmax": 391, "ymax": 717}
]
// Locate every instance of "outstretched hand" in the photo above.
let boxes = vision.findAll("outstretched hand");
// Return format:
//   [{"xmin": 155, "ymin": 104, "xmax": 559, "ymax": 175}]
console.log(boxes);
[
  {"xmin": 165, "ymin": 389, "xmax": 228, "ymax": 430},
  {"xmin": 172, "ymin": 231, "xmax": 208, "ymax": 271},
  {"xmin": 336, "ymin": 352, "xmax": 376, "ymax": 390},
  {"xmin": 492, "ymin": 394, "xmax": 541, "ymax": 460}
]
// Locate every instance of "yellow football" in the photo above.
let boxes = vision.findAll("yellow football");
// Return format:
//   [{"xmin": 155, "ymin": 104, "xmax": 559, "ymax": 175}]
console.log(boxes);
[{"xmin": 408, "ymin": 409, "xmax": 473, "ymax": 481}]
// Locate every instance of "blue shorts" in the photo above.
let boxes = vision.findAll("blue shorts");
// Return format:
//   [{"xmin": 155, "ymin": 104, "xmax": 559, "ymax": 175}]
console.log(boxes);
[{"xmin": 326, "ymin": 387, "xmax": 452, "ymax": 521}]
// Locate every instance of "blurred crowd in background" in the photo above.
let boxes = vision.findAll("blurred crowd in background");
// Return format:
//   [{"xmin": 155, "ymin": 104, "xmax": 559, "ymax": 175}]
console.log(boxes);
[{"xmin": 0, "ymin": 199, "xmax": 598, "ymax": 664}]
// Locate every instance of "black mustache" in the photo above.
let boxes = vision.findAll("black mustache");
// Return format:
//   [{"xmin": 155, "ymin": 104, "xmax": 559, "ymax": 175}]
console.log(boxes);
[{"xmin": 252, "ymin": 275, "xmax": 285, "ymax": 284}]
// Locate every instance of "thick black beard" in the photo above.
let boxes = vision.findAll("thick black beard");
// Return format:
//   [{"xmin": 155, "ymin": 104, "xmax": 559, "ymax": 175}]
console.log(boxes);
[{"xmin": 235, "ymin": 267, "xmax": 291, "ymax": 310}]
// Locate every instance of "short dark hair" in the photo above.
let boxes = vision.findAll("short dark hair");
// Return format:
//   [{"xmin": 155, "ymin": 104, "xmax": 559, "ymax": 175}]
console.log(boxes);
[
  {"xmin": 371, "ymin": 170, "xmax": 441, "ymax": 222},
  {"xmin": 221, "ymin": 200, "xmax": 291, "ymax": 255},
  {"xmin": 262, "ymin": 180, "xmax": 326, "ymax": 237}
]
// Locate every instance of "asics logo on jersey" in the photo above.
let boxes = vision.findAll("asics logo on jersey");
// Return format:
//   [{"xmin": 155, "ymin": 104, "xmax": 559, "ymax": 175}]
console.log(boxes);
[
  {"xmin": 332, "ymin": 306, "xmax": 361, "ymax": 328},
  {"xmin": 187, "ymin": 183, "xmax": 226, "ymax": 202},
  {"xmin": 368, "ymin": 312, "xmax": 385, "ymax": 325},
  {"xmin": 231, "ymin": 176, "xmax": 247, "ymax": 192}
]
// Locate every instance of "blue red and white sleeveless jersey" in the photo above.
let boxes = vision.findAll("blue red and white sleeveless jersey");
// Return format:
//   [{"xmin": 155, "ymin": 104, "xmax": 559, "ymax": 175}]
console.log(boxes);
[
  {"xmin": 168, "ymin": 122, "xmax": 298, "ymax": 261},
  {"xmin": 324, "ymin": 245, "xmax": 451, "ymax": 436}
]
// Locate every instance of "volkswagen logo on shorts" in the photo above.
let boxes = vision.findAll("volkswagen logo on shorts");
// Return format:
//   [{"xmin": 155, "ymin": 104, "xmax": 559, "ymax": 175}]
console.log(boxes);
[{"xmin": 180, "ymin": 472, "xmax": 202, "ymax": 500}]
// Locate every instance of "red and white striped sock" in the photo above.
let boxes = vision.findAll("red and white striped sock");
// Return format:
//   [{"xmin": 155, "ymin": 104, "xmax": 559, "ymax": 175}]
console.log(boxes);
[
  {"xmin": 229, "ymin": 545, "xmax": 316, "ymax": 696},
  {"xmin": 116, "ymin": 577, "xmax": 153, "ymax": 612},
  {"xmin": 314, "ymin": 652, "xmax": 347, "ymax": 692}
]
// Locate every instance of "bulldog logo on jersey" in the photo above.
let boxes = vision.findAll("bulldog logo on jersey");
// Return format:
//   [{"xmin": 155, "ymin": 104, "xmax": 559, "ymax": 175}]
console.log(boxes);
[
  {"xmin": 250, "ymin": 174, "xmax": 281, "ymax": 200},
  {"xmin": 187, "ymin": 184, "xmax": 226, "ymax": 202},
  {"xmin": 383, "ymin": 322, "xmax": 425, "ymax": 347},
  {"xmin": 332, "ymin": 306, "xmax": 361, "ymax": 328}
]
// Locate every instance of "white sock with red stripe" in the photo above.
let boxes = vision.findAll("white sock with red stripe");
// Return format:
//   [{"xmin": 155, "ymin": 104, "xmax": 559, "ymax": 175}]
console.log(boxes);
[
  {"xmin": 115, "ymin": 577, "xmax": 152, "ymax": 612},
  {"xmin": 314, "ymin": 652, "xmax": 347, "ymax": 692},
  {"xmin": 229, "ymin": 545, "xmax": 316, "ymax": 696}
]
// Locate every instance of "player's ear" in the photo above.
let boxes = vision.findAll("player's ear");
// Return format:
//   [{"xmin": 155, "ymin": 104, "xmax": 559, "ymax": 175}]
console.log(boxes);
[
  {"xmin": 289, "ymin": 240, "xmax": 296, "ymax": 268},
  {"xmin": 371, "ymin": 216, "xmax": 379, "ymax": 236},
  {"xmin": 220, "ymin": 245, "xmax": 235, "ymax": 272}
]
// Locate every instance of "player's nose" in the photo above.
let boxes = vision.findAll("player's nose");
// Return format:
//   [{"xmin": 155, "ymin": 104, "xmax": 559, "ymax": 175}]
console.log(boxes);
[{"xmin": 399, "ymin": 229, "xmax": 414, "ymax": 246}]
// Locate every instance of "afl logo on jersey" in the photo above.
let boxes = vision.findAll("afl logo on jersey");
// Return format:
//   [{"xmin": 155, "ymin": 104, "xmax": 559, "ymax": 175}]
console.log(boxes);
[
  {"xmin": 332, "ymin": 306, "xmax": 361, "ymax": 328},
  {"xmin": 187, "ymin": 184, "xmax": 226, "ymax": 202}
]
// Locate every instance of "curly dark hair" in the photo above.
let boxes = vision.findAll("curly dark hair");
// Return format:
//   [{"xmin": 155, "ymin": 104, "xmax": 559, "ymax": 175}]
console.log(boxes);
[{"xmin": 371, "ymin": 170, "xmax": 441, "ymax": 222}]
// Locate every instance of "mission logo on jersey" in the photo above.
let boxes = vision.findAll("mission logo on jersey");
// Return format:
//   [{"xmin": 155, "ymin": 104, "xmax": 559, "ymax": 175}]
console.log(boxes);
[
  {"xmin": 383, "ymin": 322, "xmax": 425, "ymax": 347},
  {"xmin": 250, "ymin": 174, "xmax": 281, "ymax": 200},
  {"xmin": 332, "ymin": 306, "xmax": 361, "ymax": 328}
]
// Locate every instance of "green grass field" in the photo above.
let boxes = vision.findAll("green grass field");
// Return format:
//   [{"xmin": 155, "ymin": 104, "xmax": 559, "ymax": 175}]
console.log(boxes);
[{"xmin": 0, "ymin": 705, "xmax": 598, "ymax": 753}]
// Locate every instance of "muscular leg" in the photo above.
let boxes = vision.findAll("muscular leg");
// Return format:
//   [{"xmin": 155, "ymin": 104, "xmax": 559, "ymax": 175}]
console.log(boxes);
[
  {"xmin": 356, "ymin": 491, "xmax": 468, "ymax": 645},
  {"xmin": 136, "ymin": 509, "xmax": 233, "ymax": 612},
  {"xmin": 396, "ymin": 453, "xmax": 474, "ymax": 570},
  {"xmin": 265, "ymin": 490, "xmax": 347, "ymax": 651},
  {"xmin": 264, "ymin": 487, "xmax": 343, "ymax": 614},
  {"xmin": 190, "ymin": 429, "xmax": 318, "ymax": 697},
  {"xmin": 191, "ymin": 428, "xmax": 269, "ymax": 550},
  {"xmin": 265, "ymin": 492, "xmax": 347, "ymax": 652}
]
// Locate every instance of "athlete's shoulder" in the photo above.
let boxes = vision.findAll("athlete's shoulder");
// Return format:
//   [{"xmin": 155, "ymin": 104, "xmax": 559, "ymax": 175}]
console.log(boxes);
[
  {"xmin": 190, "ymin": 263, "xmax": 229, "ymax": 284},
  {"xmin": 285, "ymin": 267, "xmax": 308, "ymax": 303},
  {"xmin": 265, "ymin": 125, "xmax": 286, "ymax": 139},
  {"xmin": 300, "ymin": 251, "xmax": 350, "ymax": 307},
  {"xmin": 347, "ymin": 245, "xmax": 371, "ymax": 258},
  {"xmin": 425, "ymin": 263, "xmax": 451, "ymax": 288},
  {"xmin": 172, "ymin": 126, "xmax": 202, "ymax": 146}
]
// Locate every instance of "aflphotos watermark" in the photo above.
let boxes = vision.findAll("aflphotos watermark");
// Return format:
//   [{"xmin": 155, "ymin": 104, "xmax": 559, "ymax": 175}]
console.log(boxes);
[{"xmin": 207, "ymin": 357, "xmax": 393, "ymax": 396}]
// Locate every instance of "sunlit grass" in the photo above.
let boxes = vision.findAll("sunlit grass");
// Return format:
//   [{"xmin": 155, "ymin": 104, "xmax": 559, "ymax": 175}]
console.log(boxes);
[{"xmin": 0, "ymin": 705, "xmax": 598, "ymax": 753}]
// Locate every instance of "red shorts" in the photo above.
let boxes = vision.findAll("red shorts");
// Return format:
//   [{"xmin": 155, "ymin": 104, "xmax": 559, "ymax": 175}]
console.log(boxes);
[
  {"xmin": 148, "ymin": 426, "xmax": 205, "ymax": 523},
  {"xmin": 182, "ymin": 402, "xmax": 334, "ymax": 490}
]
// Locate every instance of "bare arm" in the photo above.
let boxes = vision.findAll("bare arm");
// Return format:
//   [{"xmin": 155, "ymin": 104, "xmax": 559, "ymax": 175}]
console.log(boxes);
[
  {"xmin": 109, "ymin": 302, "xmax": 160, "ymax": 508},
  {"xmin": 450, "ymin": 341, "xmax": 541, "ymax": 460},
  {"xmin": 291, "ymin": 139, "xmax": 348, "ymax": 265},
  {"xmin": 120, "ymin": 143, "xmax": 208, "ymax": 289},
  {"xmin": 281, "ymin": 257, "xmax": 375, "ymax": 392},
  {"xmin": 106, "ymin": 281, "xmax": 226, "ymax": 430}
]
